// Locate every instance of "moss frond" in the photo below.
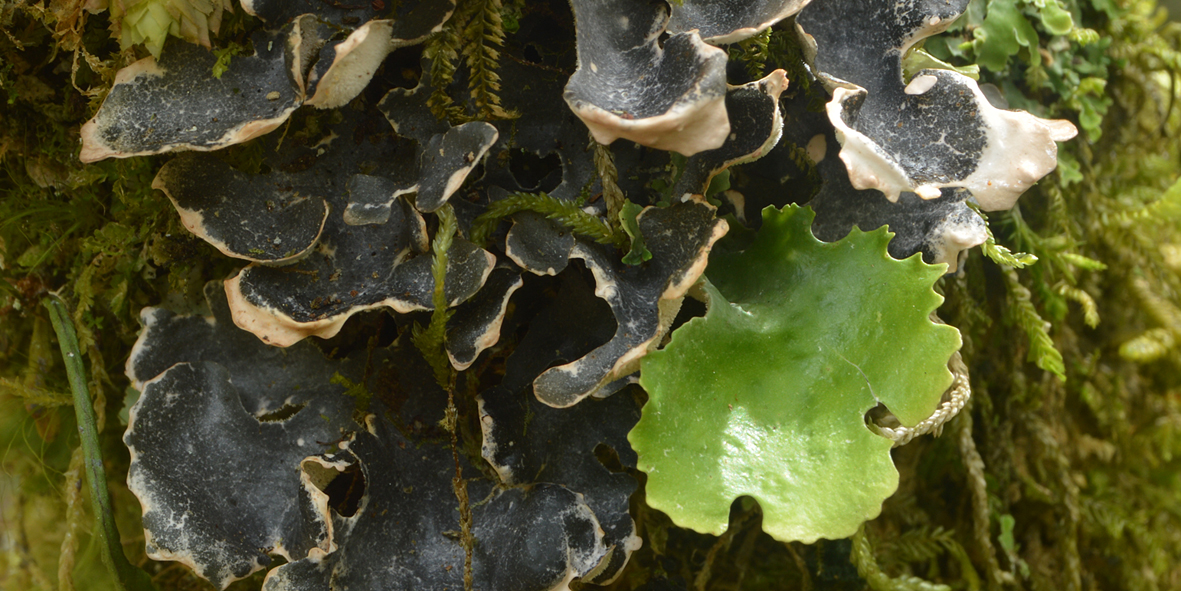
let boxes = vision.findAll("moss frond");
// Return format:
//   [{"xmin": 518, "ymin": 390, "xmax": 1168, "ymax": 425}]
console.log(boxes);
[
  {"xmin": 851, "ymin": 525, "xmax": 951, "ymax": 591},
  {"xmin": 729, "ymin": 28, "xmax": 772, "ymax": 80},
  {"xmin": 412, "ymin": 205, "xmax": 459, "ymax": 390},
  {"xmin": 1118, "ymin": 327, "xmax": 1175, "ymax": 362},
  {"xmin": 424, "ymin": 6, "xmax": 471, "ymax": 123},
  {"xmin": 975, "ymin": 209, "xmax": 1038, "ymax": 269},
  {"xmin": 1057, "ymin": 283, "xmax": 1100, "ymax": 328},
  {"xmin": 462, "ymin": 0, "xmax": 514, "ymax": 120},
  {"xmin": 1004, "ymin": 269, "xmax": 1066, "ymax": 381},
  {"xmin": 469, "ymin": 192, "xmax": 625, "ymax": 249},
  {"xmin": 767, "ymin": 26, "xmax": 811, "ymax": 93},
  {"xmin": 424, "ymin": 0, "xmax": 518, "ymax": 123}
]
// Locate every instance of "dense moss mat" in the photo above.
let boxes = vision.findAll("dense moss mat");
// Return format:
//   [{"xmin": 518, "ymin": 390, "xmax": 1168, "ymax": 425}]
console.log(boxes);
[{"xmin": 1, "ymin": 1, "xmax": 1179, "ymax": 590}]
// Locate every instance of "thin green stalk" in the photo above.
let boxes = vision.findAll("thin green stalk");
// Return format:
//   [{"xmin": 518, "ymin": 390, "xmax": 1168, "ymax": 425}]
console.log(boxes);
[
  {"xmin": 407, "ymin": 207, "xmax": 472, "ymax": 590},
  {"xmin": 592, "ymin": 135, "xmax": 625, "ymax": 230},
  {"xmin": 412, "ymin": 205, "xmax": 459, "ymax": 389},
  {"xmin": 44, "ymin": 295, "xmax": 157, "ymax": 591},
  {"xmin": 851, "ymin": 524, "xmax": 951, "ymax": 591}
]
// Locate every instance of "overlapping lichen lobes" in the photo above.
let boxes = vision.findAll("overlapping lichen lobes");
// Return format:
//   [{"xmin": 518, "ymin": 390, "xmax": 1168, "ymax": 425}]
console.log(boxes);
[
  {"xmin": 530, "ymin": 199, "xmax": 729, "ymax": 407},
  {"xmin": 633, "ymin": 206, "xmax": 959, "ymax": 543},
  {"xmin": 261, "ymin": 411, "xmax": 613, "ymax": 591},
  {"xmin": 126, "ymin": 362, "xmax": 351, "ymax": 589},
  {"xmin": 799, "ymin": 0, "xmax": 1076, "ymax": 209},
  {"xmin": 189, "ymin": 107, "xmax": 499, "ymax": 347},
  {"xmin": 563, "ymin": 0, "xmax": 731, "ymax": 154},
  {"xmin": 478, "ymin": 384, "xmax": 644, "ymax": 583},
  {"xmin": 127, "ymin": 282, "xmax": 362, "ymax": 413}
]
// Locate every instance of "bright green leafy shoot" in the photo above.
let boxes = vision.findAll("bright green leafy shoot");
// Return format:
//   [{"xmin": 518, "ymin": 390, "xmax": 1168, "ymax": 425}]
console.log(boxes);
[
  {"xmin": 619, "ymin": 199, "xmax": 652, "ymax": 265},
  {"xmin": 631, "ymin": 206, "xmax": 961, "ymax": 543},
  {"xmin": 902, "ymin": 47, "xmax": 980, "ymax": 81},
  {"xmin": 971, "ymin": 0, "xmax": 1050, "ymax": 72},
  {"xmin": 211, "ymin": 42, "xmax": 249, "ymax": 79},
  {"xmin": 412, "ymin": 204, "xmax": 459, "ymax": 389}
]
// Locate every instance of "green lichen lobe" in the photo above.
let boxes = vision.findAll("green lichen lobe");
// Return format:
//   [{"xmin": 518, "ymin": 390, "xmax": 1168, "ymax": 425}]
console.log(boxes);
[{"xmin": 633, "ymin": 205, "xmax": 960, "ymax": 544}]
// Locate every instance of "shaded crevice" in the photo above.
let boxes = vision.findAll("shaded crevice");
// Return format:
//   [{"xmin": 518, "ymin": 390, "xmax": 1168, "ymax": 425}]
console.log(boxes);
[{"xmin": 319, "ymin": 463, "xmax": 367, "ymax": 518}]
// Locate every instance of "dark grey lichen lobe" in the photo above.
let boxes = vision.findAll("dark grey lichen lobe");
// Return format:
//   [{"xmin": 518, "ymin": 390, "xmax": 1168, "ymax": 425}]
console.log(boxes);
[
  {"xmin": 812, "ymin": 183, "xmax": 980, "ymax": 264},
  {"xmin": 497, "ymin": 272, "xmax": 617, "ymax": 400},
  {"xmin": 532, "ymin": 199, "xmax": 726, "ymax": 407},
  {"xmin": 155, "ymin": 154, "xmax": 329, "ymax": 262},
  {"xmin": 802, "ymin": 98, "xmax": 986, "ymax": 266},
  {"xmin": 491, "ymin": 59, "xmax": 600, "ymax": 202},
  {"xmin": 566, "ymin": 0, "xmax": 670, "ymax": 116},
  {"xmin": 261, "ymin": 410, "xmax": 610, "ymax": 591},
  {"xmin": 564, "ymin": 0, "xmax": 727, "ymax": 119},
  {"xmin": 236, "ymin": 226, "xmax": 489, "ymax": 323},
  {"xmin": 566, "ymin": 30, "xmax": 724, "ymax": 119},
  {"xmin": 667, "ymin": 0, "xmax": 810, "ymax": 42},
  {"xmin": 728, "ymin": 70, "xmax": 985, "ymax": 267},
  {"xmin": 445, "ymin": 266, "xmax": 523, "ymax": 370},
  {"xmin": 128, "ymin": 282, "xmax": 364, "ymax": 415},
  {"xmin": 126, "ymin": 362, "xmax": 354, "ymax": 589},
  {"xmin": 800, "ymin": 0, "xmax": 986, "ymax": 186},
  {"xmin": 479, "ymin": 384, "xmax": 643, "ymax": 583},
  {"xmin": 376, "ymin": 68, "xmax": 451, "ymax": 145},
  {"xmin": 846, "ymin": 71, "xmax": 987, "ymax": 185},
  {"xmin": 415, "ymin": 122, "xmax": 500, "ymax": 213},
  {"xmin": 800, "ymin": 0, "xmax": 969, "ymax": 87},
  {"xmin": 343, "ymin": 174, "xmax": 417, "ymax": 226},
  {"xmin": 674, "ymin": 74, "xmax": 786, "ymax": 196},
  {"xmin": 505, "ymin": 212, "xmax": 577, "ymax": 276},
  {"xmin": 86, "ymin": 30, "xmax": 299, "ymax": 159}
]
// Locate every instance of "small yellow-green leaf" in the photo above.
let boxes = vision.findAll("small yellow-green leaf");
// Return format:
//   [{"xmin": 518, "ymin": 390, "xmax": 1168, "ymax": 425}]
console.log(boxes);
[
  {"xmin": 903, "ymin": 47, "xmax": 981, "ymax": 81},
  {"xmin": 1035, "ymin": 2, "xmax": 1073, "ymax": 36},
  {"xmin": 620, "ymin": 199, "xmax": 652, "ymax": 265}
]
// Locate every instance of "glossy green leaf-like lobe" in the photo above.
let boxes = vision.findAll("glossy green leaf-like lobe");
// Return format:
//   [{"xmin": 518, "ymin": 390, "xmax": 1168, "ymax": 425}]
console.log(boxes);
[{"xmin": 632, "ymin": 205, "xmax": 960, "ymax": 543}]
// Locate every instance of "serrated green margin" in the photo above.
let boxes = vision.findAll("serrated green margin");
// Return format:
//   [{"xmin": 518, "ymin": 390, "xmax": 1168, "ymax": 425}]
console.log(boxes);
[{"xmin": 631, "ymin": 205, "xmax": 960, "ymax": 543}]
